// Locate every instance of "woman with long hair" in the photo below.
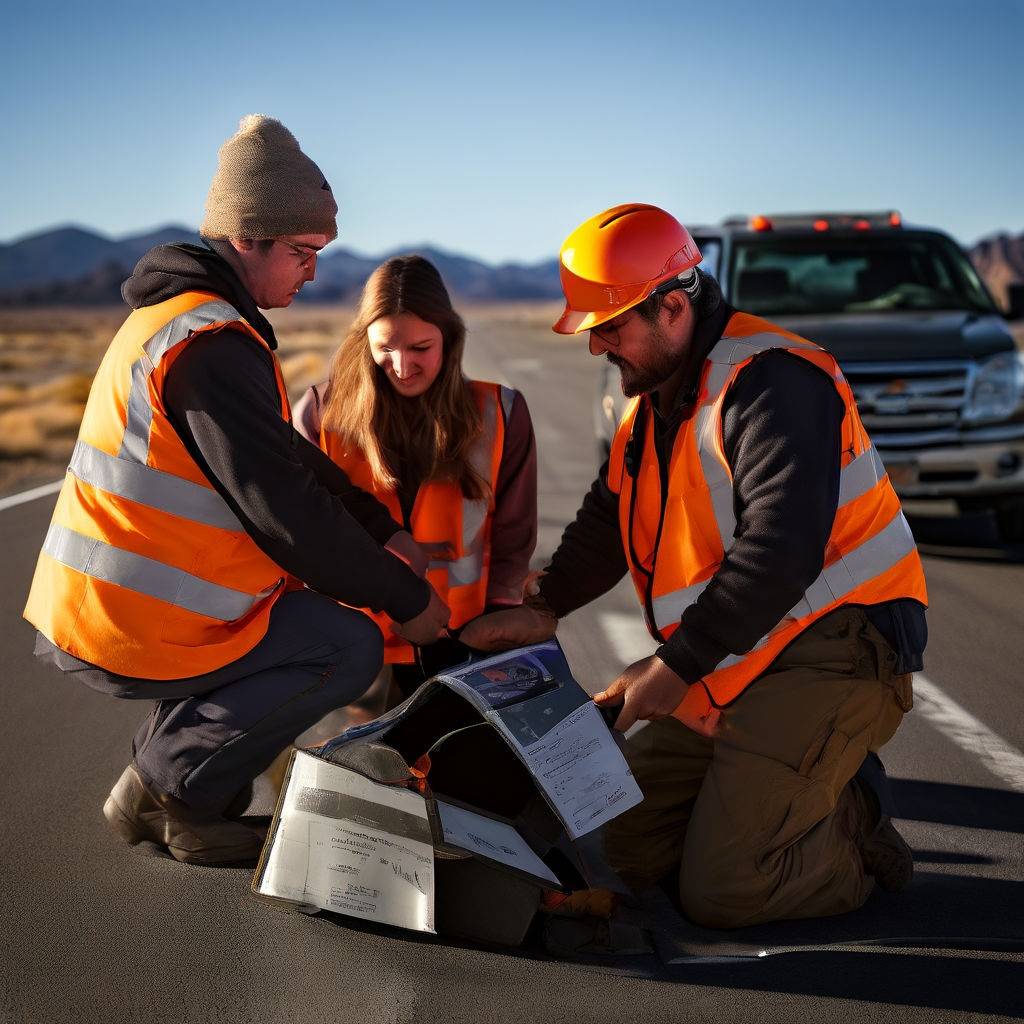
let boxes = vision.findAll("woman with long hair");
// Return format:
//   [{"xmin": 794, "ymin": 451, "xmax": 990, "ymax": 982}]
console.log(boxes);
[{"xmin": 294, "ymin": 254, "xmax": 537, "ymax": 695}]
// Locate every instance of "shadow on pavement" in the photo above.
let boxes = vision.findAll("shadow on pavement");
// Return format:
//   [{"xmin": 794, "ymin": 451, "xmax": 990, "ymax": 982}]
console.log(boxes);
[
  {"xmin": 912, "ymin": 849, "xmax": 997, "ymax": 865},
  {"xmin": 302, "ymin": 867, "xmax": 1023, "ymax": 1016},
  {"xmin": 680, "ymin": 949, "xmax": 1024, "ymax": 1017},
  {"xmin": 736, "ymin": 870, "xmax": 1024, "ymax": 951},
  {"xmin": 891, "ymin": 778, "xmax": 1024, "ymax": 833}
]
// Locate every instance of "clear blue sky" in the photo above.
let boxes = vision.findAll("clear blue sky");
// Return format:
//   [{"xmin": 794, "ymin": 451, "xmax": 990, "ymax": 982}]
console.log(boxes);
[{"xmin": 3, "ymin": 0, "xmax": 1021, "ymax": 262}]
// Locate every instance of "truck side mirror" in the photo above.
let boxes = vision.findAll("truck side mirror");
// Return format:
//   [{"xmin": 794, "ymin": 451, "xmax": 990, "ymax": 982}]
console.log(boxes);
[{"xmin": 1005, "ymin": 283, "xmax": 1024, "ymax": 321}]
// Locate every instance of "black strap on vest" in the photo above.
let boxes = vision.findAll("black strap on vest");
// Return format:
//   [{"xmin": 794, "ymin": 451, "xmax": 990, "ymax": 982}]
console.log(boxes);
[{"xmin": 623, "ymin": 398, "xmax": 647, "ymax": 480}]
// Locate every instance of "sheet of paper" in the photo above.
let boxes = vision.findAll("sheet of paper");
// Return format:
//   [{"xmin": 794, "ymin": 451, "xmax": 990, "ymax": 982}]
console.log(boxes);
[
  {"xmin": 500, "ymin": 701, "xmax": 643, "ymax": 839},
  {"xmin": 435, "ymin": 799, "xmax": 560, "ymax": 886},
  {"xmin": 258, "ymin": 752, "xmax": 435, "ymax": 933},
  {"xmin": 302, "ymin": 817, "xmax": 433, "ymax": 930}
]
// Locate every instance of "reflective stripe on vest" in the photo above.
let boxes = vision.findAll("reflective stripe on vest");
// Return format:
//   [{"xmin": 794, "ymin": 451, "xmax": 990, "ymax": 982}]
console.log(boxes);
[
  {"xmin": 651, "ymin": 481, "xmax": 911, "ymax": 636},
  {"xmin": 65, "ymin": 300, "xmax": 256, "ymax": 601},
  {"xmin": 695, "ymin": 333, "xmax": 831, "ymax": 548},
  {"xmin": 655, "ymin": 439, "xmax": 895, "ymax": 628},
  {"xmin": 499, "ymin": 383, "xmax": 515, "ymax": 423},
  {"xmin": 42, "ymin": 523, "xmax": 275, "ymax": 622},
  {"xmin": 420, "ymin": 383, "xmax": 509, "ymax": 589},
  {"xmin": 69, "ymin": 440, "xmax": 243, "ymax": 532},
  {"xmin": 120, "ymin": 300, "xmax": 242, "ymax": 464},
  {"xmin": 657, "ymin": 509, "xmax": 918, "ymax": 665}
]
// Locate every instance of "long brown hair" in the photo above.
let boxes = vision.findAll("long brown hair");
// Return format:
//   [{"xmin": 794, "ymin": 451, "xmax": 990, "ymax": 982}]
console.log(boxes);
[{"xmin": 321, "ymin": 255, "xmax": 487, "ymax": 499}]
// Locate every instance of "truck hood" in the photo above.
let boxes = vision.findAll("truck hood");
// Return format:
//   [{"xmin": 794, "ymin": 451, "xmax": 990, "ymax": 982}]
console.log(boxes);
[{"xmin": 777, "ymin": 311, "xmax": 1014, "ymax": 362}]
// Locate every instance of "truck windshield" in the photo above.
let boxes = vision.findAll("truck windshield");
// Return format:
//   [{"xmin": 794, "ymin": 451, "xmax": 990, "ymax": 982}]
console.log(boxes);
[
  {"xmin": 729, "ymin": 232, "xmax": 996, "ymax": 317},
  {"xmin": 693, "ymin": 237, "xmax": 722, "ymax": 280}
]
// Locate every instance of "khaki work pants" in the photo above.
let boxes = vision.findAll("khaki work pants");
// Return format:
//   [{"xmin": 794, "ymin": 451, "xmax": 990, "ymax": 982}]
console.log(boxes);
[{"xmin": 604, "ymin": 606, "xmax": 913, "ymax": 929}]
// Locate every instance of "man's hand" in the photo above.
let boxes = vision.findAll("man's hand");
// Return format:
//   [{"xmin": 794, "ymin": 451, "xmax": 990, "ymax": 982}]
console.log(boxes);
[
  {"xmin": 395, "ymin": 585, "xmax": 450, "ymax": 646},
  {"xmin": 593, "ymin": 655, "xmax": 688, "ymax": 732},
  {"xmin": 458, "ymin": 605, "xmax": 557, "ymax": 653},
  {"xmin": 385, "ymin": 530, "xmax": 429, "ymax": 578}
]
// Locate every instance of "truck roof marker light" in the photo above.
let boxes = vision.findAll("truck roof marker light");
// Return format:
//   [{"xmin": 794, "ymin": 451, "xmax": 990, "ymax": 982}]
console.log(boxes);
[
  {"xmin": 814, "ymin": 219, "xmax": 830, "ymax": 232},
  {"xmin": 889, "ymin": 211, "xmax": 902, "ymax": 228},
  {"xmin": 854, "ymin": 219, "xmax": 871, "ymax": 230},
  {"xmin": 751, "ymin": 215, "xmax": 773, "ymax": 232}
]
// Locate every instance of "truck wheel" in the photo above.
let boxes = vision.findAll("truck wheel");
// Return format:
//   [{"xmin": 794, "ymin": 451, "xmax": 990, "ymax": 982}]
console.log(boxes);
[{"xmin": 996, "ymin": 499, "xmax": 1024, "ymax": 543}]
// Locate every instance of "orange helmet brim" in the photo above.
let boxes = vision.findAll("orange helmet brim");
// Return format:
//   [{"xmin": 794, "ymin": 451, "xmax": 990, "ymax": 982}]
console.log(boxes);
[{"xmin": 551, "ymin": 287, "xmax": 653, "ymax": 335}]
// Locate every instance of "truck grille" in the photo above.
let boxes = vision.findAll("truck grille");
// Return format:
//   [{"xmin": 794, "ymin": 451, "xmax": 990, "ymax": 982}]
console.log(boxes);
[{"xmin": 840, "ymin": 360, "xmax": 971, "ymax": 448}]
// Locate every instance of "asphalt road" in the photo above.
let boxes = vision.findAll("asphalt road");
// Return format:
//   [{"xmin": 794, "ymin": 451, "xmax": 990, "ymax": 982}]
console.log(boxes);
[{"xmin": 1, "ymin": 312, "xmax": 1023, "ymax": 1024}]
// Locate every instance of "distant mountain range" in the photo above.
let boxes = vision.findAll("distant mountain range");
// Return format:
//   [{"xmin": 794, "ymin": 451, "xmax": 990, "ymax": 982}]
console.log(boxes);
[
  {"xmin": 0, "ymin": 222, "xmax": 1021, "ymax": 309},
  {"xmin": 970, "ymin": 233, "xmax": 1024, "ymax": 310},
  {"xmin": 0, "ymin": 225, "xmax": 562, "ymax": 306}
]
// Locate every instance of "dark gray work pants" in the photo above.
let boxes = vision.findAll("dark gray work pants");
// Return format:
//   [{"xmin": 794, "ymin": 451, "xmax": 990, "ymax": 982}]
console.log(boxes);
[{"xmin": 70, "ymin": 590, "xmax": 384, "ymax": 811}]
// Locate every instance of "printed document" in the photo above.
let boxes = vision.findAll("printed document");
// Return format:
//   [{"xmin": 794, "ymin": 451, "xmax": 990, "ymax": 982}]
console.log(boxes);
[
  {"xmin": 435, "ymin": 799, "xmax": 560, "ymax": 885},
  {"xmin": 499, "ymin": 700, "xmax": 643, "ymax": 838},
  {"xmin": 257, "ymin": 752, "xmax": 435, "ymax": 933}
]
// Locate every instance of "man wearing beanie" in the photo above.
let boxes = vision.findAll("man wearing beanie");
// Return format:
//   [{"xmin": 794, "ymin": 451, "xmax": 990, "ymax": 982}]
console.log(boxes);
[{"xmin": 24, "ymin": 115, "xmax": 450, "ymax": 866}]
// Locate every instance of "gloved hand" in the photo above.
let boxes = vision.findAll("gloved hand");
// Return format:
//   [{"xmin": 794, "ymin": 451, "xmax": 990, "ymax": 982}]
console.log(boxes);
[
  {"xmin": 395, "ymin": 584, "xmax": 450, "ymax": 646},
  {"xmin": 593, "ymin": 654, "xmax": 688, "ymax": 732},
  {"xmin": 385, "ymin": 530, "xmax": 429, "ymax": 578},
  {"xmin": 458, "ymin": 605, "xmax": 557, "ymax": 652}
]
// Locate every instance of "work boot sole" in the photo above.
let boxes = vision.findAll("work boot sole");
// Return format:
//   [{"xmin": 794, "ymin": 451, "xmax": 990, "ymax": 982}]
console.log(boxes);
[
  {"xmin": 103, "ymin": 767, "xmax": 264, "ymax": 866},
  {"xmin": 861, "ymin": 818, "xmax": 914, "ymax": 893}
]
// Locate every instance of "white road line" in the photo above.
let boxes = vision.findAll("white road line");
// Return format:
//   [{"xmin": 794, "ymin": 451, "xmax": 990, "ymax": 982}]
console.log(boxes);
[
  {"xmin": 913, "ymin": 673, "xmax": 1024, "ymax": 793},
  {"xmin": 536, "ymin": 423, "xmax": 565, "ymax": 444},
  {"xmin": 0, "ymin": 478, "xmax": 63, "ymax": 513},
  {"xmin": 597, "ymin": 613, "xmax": 1024, "ymax": 788},
  {"xmin": 598, "ymin": 610, "xmax": 655, "ymax": 665}
]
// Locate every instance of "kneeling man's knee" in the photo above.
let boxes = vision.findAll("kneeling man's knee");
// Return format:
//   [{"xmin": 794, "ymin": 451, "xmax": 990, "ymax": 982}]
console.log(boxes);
[
  {"xmin": 680, "ymin": 869, "xmax": 732, "ymax": 930},
  {"xmin": 679, "ymin": 843, "xmax": 769, "ymax": 930}
]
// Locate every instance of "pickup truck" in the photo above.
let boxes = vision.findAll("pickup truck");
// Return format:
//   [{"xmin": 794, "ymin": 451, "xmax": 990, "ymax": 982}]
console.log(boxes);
[{"xmin": 595, "ymin": 212, "xmax": 1024, "ymax": 542}]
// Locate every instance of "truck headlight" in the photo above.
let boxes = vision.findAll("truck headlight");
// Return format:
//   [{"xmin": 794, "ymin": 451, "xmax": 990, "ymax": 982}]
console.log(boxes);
[{"xmin": 963, "ymin": 352, "xmax": 1024, "ymax": 425}]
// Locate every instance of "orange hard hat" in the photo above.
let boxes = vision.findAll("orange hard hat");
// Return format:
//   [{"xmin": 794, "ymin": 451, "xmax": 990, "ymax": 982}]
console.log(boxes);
[{"xmin": 552, "ymin": 203, "xmax": 702, "ymax": 335}]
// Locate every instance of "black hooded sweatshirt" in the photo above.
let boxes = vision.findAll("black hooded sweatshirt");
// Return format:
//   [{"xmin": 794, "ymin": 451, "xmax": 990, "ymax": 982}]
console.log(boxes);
[{"xmin": 116, "ymin": 243, "xmax": 430, "ymax": 624}]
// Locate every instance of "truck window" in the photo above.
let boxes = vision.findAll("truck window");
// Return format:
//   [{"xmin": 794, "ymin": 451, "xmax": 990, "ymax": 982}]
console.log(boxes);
[
  {"xmin": 693, "ymin": 237, "xmax": 722, "ymax": 281},
  {"xmin": 729, "ymin": 233, "xmax": 995, "ymax": 317}
]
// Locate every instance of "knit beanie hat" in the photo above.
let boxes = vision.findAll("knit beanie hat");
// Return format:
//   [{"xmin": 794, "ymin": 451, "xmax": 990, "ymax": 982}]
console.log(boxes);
[{"xmin": 201, "ymin": 114, "xmax": 338, "ymax": 241}]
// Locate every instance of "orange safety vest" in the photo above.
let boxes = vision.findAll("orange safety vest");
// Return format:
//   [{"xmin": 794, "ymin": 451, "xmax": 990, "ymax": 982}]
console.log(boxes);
[
  {"xmin": 320, "ymin": 380, "xmax": 512, "ymax": 664},
  {"xmin": 607, "ymin": 312, "xmax": 928, "ymax": 736},
  {"xmin": 24, "ymin": 291, "xmax": 292, "ymax": 680}
]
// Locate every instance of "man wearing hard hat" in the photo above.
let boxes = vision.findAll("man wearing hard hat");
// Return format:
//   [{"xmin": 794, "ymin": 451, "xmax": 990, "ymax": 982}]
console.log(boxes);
[{"xmin": 462, "ymin": 204, "xmax": 928, "ymax": 929}]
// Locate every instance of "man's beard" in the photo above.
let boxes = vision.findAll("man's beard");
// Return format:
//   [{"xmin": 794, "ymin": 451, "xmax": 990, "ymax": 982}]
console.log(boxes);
[{"xmin": 607, "ymin": 323, "xmax": 679, "ymax": 397}]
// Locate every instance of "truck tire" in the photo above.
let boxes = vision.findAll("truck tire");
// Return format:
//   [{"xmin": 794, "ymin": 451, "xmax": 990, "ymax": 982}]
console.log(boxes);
[{"xmin": 995, "ymin": 498, "xmax": 1024, "ymax": 544}]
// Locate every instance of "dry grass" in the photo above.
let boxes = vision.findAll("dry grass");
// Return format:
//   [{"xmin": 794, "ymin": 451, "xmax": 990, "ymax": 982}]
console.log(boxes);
[
  {"xmin": 0, "ymin": 303, "xmax": 561, "ymax": 496},
  {"xmin": 3, "ymin": 300, "xmax": 1016, "ymax": 498}
]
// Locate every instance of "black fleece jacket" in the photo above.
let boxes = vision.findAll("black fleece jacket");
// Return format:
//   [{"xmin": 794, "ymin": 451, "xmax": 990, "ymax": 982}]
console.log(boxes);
[
  {"xmin": 120, "ymin": 243, "xmax": 429, "ymax": 623},
  {"xmin": 539, "ymin": 300, "xmax": 926, "ymax": 682}
]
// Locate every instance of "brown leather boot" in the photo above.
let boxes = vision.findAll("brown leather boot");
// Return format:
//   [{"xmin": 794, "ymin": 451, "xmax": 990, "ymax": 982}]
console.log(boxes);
[
  {"xmin": 861, "ymin": 816, "xmax": 914, "ymax": 892},
  {"xmin": 103, "ymin": 765, "xmax": 266, "ymax": 865},
  {"xmin": 842, "ymin": 774, "xmax": 914, "ymax": 893}
]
